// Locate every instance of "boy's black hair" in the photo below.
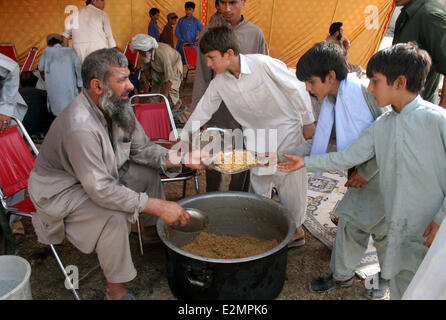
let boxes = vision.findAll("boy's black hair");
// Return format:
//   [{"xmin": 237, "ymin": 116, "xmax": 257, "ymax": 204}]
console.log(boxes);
[
  {"xmin": 366, "ymin": 42, "xmax": 432, "ymax": 94},
  {"xmin": 20, "ymin": 71, "xmax": 38, "ymax": 88},
  {"xmin": 86, "ymin": 0, "xmax": 91, "ymax": 5},
  {"xmin": 199, "ymin": 25, "xmax": 240, "ymax": 56},
  {"xmin": 185, "ymin": 1, "xmax": 196, "ymax": 9},
  {"xmin": 149, "ymin": 7, "xmax": 160, "ymax": 17},
  {"xmin": 329, "ymin": 22, "xmax": 343, "ymax": 36},
  {"xmin": 47, "ymin": 38, "xmax": 62, "ymax": 46},
  {"xmin": 296, "ymin": 41, "xmax": 348, "ymax": 82}
]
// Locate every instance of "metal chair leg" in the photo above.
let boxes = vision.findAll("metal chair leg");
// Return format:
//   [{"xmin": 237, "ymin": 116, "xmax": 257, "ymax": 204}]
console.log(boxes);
[
  {"xmin": 182, "ymin": 68, "xmax": 190, "ymax": 90},
  {"xmin": 194, "ymin": 172, "xmax": 200, "ymax": 194},
  {"xmin": 0, "ymin": 207, "xmax": 17, "ymax": 255},
  {"xmin": 136, "ymin": 217, "xmax": 144, "ymax": 256}
]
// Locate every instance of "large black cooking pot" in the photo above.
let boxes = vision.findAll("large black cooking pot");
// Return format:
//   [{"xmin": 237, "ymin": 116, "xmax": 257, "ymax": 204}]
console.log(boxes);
[{"xmin": 156, "ymin": 191, "xmax": 295, "ymax": 300}]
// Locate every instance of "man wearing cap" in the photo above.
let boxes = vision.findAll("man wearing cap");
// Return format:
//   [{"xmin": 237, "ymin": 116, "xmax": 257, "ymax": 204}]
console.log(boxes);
[
  {"xmin": 0, "ymin": 52, "xmax": 29, "ymax": 244},
  {"xmin": 0, "ymin": 53, "xmax": 27, "ymax": 133},
  {"xmin": 39, "ymin": 34, "xmax": 83, "ymax": 116},
  {"xmin": 62, "ymin": 0, "xmax": 116, "ymax": 62},
  {"xmin": 130, "ymin": 34, "xmax": 183, "ymax": 110},
  {"xmin": 160, "ymin": 13, "xmax": 179, "ymax": 48}
]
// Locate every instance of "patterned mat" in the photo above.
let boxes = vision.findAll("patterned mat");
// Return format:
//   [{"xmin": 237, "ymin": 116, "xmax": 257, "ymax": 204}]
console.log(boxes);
[{"xmin": 303, "ymin": 171, "xmax": 380, "ymax": 279}]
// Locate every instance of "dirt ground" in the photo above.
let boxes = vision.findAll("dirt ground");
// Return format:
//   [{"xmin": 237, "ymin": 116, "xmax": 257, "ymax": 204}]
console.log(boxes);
[{"xmin": 1, "ymin": 74, "xmax": 369, "ymax": 301}]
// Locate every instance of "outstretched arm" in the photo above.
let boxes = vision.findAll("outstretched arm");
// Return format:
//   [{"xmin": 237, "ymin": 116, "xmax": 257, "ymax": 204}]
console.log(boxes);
[{"xmin": 278, "ymin": 124, "xmax": 377, "ymax": 173}]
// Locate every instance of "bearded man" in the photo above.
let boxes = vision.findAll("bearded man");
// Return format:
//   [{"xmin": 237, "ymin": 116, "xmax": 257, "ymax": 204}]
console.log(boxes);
[
  {"xmin": 130, "ymin": 34, "xmax": 183, "ymax": 110},
  {"xmin": 28, "ymin": 48, "xmax": 202, "ymax": 300},
  {"xmin": 325, "ymin": 22, "xmax": 362, "ymax": 77}
]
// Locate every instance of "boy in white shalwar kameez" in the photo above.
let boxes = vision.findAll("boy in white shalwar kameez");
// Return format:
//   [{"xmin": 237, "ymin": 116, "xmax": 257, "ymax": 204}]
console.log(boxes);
[
  {"xmin": 278, "ymin": 43, "xmax": 446, "ymax": 300},
  {"xmin": 183, "ymin": 26, "xmax": 316, "ymax": 246}
]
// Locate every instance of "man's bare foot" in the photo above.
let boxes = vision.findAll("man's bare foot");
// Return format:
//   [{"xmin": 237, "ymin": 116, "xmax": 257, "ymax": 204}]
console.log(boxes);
[
  {"xmin": 292, "ymin": 226, "xmax": 305, "ymax": 241},
  {"xmin": 106, "ymin": 282, "xmax": 129, "ymax": 300}
]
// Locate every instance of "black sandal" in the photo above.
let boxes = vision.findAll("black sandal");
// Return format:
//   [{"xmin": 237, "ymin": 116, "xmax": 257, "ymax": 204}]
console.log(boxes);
[{"xmin": 309, "ymin": 274, "xmax": 354, "ymax": 293}]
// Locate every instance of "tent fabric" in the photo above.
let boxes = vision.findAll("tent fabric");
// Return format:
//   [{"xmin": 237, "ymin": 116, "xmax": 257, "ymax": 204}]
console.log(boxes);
[{"xmin": 0, "ymin": 0, "xmax": 393, "ymax": 69}]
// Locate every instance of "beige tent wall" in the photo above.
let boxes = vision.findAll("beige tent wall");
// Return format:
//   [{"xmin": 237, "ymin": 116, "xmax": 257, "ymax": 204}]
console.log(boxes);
[{"xmin": 0, "ymin": 0, "xmax": 393, "ymax": 69}]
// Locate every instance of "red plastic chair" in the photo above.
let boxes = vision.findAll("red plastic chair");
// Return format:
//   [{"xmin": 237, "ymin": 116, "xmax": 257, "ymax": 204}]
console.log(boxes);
[
  {"xmin": 182, "ymin": 42, "xmax": 198, "ymax": 89},
  {"xmin": 0, "ymin": 42, "xmax": 18, "ymax": 62},
  {"xmin": 0, "ymin": 117, "xmax": 96, "ymax": 300},
  {"xmin": 131, "ymin": 93, "xmax": 200, "ymax": 197},
  {"xmin": 124, "ymin": 41, "xmax": 139, "ymax": 67},
  {"xmin": 21, "ymin": 47, "xmax": 38, "ymax": 72}
]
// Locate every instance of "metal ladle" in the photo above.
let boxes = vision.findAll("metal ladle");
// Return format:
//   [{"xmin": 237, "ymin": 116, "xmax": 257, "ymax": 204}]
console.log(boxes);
[{"xmin": 170, "ymin": 208, "xmax": 209, "ymax": 232}]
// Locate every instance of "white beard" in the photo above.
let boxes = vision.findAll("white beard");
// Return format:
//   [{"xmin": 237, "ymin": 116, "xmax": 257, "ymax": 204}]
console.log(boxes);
[
  {"xmin": 141, "ymin": 53, "xmax": 152, "ymax": 64},
  {"xmin": 99, "ymin": 84, "xmax": 135, "ymax": 135}
]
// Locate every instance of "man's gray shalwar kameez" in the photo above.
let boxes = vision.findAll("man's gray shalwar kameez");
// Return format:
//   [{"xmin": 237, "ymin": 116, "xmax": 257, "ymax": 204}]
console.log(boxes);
[{"xmin": 28, "ymin": 91, "xmax": 171, "ymax": 283}]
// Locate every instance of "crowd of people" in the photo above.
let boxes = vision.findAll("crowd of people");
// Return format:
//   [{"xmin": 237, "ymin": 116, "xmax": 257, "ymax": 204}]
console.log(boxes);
[{"xmin": 1, "ymin": 0, "xmax": 446, "ymax": 300}]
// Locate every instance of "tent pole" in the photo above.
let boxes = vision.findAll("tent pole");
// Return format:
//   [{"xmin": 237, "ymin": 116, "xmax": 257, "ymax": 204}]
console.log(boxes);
[{"xmin": 268, "ymin": 0, "xmax": 276, "ymax": 54}]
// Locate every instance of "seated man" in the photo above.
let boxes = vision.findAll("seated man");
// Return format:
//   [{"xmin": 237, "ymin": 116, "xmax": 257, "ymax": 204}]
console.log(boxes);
[
  {"xmin": 325, "ymin": 22, "xmax": 362, "ymax": 77},
  {"xmin": 1, "ymin": 52, "xmax": 28, "ymax": 244},
  {"xmin": 28, "ymin": 48, "xmax": 202, "ymax": 300},
  {"xmin": 19, "ymin": 71, "xmax": 54, "ymax": 139},
  {"xmin": 130, "ymin": 34, "xmax": 183, "ymax": 111}
]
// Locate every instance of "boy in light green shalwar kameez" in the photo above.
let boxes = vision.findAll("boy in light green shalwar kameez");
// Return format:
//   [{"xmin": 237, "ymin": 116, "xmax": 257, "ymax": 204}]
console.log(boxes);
[
  {"xmin": 279, "ymin": 42, "xmax": 446, "ymax": 300},
  {"xmin": 288, "ymin": 42, "xmax": 389, "ymax": 300}
]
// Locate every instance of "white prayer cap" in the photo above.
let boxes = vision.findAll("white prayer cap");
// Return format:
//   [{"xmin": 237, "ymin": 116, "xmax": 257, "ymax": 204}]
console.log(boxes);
[{"xmin": 130, "ymin": 34, "xmax": 159, "ymax": 52}]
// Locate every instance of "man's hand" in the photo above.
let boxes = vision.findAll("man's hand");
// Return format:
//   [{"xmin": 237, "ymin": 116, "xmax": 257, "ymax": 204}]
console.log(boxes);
[
  {"xmin": 277, "ymin": 153, "xmax": 305, "ymax": 173},
  {"xmin": 257, "ymin": 152, "xmax": 277, "ymax": 166},
  {"xmin": 161, "ymin": 80, "xmax": 172, "ymax": 98},
  {"xmin": 423, "ymin": 221, "xmax": 440, "ymax": 248},
  {"xmin": 0, "ymin": 114, "xmax": 11, "ymax": 133},
  {"xmin": 440, "ymin": 95, "xmax": 446, "ymax": 109},
  {"xmin": 302, "ymin": 123, "xmax": 316, "ymax": 141},
  {"xmin": 345, "ymin": 170, "xmax": 368, "ymax": 188},
  {"xmin": 183, "ymin": 149, "xmax": 209, "ymax": 170},
  {"xmin": 144, "ymin": 198, "xmax": 190, "ymax": 227}
]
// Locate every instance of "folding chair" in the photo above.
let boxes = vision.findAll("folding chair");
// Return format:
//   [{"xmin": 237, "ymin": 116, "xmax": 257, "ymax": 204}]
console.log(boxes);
[
  {"xmin": 182, "ymin": 42, "xmax": 198, "ymax": 89},
  {"xmin": 124, "ymin": 41, "xmax": 139, "ymax": 67},
  {"xmin": 0, "ymin": 42, "xmax": 18, "ymax": 62},
  {"xmin": 0, "ymin": 117, "xmax": 97, "ymax": 300},
  {"xmin": 21, "ymin": 47, "xmax": 38, "ymax": 72},
  {"xmin": 130, "ymin": 93, "xmax": 200, "ymax": 198}
]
